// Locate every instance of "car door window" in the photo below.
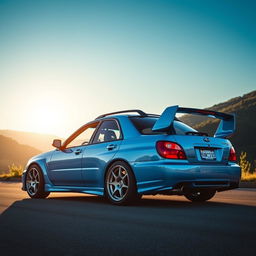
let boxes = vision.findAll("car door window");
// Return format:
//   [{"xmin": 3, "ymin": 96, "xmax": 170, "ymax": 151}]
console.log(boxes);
[
  {"xmin": 92, "ymin": 120, "xmax": 121, "ymax": 144},
  {"xmin": 65, "ymin": 123, "xmax": 98, "ymax": 148}
]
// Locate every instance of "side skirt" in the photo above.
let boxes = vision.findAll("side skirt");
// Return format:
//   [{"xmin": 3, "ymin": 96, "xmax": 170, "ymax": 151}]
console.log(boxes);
[{"xmin": 44, "ymin": 184, "xmax": 104, "ymax": 196}]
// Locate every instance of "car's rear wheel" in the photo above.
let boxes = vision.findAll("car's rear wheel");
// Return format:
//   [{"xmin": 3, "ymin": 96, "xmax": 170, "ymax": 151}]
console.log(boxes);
[
  {"xmin": 105, "ymin": 161, "xmax": 139, "ymax": 205},
  {"xmin": 26, "ymin": 164, "xmax": 50, "ymax": 199},
  {"xmin": 184, "ymin": 190, "xmax": 216, "ymax": 202}
]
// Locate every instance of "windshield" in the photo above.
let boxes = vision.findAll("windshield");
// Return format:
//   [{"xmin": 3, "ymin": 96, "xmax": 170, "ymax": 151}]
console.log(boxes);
[{"xmin": 130, "ymin": 117, "xmax": 197, "ymax": 135}]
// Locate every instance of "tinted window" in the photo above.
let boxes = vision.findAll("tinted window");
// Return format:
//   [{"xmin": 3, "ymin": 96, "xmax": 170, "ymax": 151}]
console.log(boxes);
[
  {"xmin": 92, "ymin": 120, "xmax": 121, "ymax": 143},
  {"xmin": 130, "ymin": 117, "xmax": 162, "ymax": 135},
  {"xmin": 130, "ymin": 117, "xmax": 197, "ymax": 135}
]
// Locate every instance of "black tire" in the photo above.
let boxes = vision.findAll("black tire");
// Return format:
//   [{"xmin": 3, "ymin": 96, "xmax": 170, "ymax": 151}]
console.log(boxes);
[
  {"xmin": 25, "ymin": 164, "xmax": 50, "ymax": 199},
  {"xmin": 184, "ymin": 190, "xmax": 216, "ymax": 202},
  {"xmin": 105, "ymin": 161, "xmax": 139, "ymax": 205}
]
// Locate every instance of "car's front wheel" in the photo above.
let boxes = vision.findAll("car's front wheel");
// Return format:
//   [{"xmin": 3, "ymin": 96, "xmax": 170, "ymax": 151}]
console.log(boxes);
[
  {"xmin": 184, "ymin": 190, "xmax": 216, "ymax": 202},
  {"xmin": 25, "ymin": 164, "xmax": 50, "ymax": 199},
  {"xmin": 105, "ymin": 161, "xmax": 139, "ymax": 205}
]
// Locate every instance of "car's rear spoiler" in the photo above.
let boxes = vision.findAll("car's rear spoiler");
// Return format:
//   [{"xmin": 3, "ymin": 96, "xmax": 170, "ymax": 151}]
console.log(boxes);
[{"xmin": 152, "ymin": 105, "xmax": 235, "ymax": 138}]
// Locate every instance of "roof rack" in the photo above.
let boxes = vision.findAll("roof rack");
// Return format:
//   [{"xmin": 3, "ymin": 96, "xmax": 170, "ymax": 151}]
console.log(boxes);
[{"xmin": 96, "ymin": 109, "xmax": 147, "ymax": 119}]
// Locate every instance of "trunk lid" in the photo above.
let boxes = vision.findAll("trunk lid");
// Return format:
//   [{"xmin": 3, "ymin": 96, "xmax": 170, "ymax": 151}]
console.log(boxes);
[{"xmin": 171, "ymin": 135, "xmax": 231, "ymax": 164}]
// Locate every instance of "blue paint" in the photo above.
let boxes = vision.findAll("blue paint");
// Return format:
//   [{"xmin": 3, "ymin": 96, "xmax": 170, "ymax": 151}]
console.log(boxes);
[{"xmin": 22, "ymin": 106, "xmax": 241, "ymax": 197}]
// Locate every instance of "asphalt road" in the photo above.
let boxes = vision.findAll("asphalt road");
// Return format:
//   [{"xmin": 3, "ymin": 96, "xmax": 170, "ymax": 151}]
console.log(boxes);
[{"xmin": 0, "ymin": 182, "xmax": 256, "ymax": 256}]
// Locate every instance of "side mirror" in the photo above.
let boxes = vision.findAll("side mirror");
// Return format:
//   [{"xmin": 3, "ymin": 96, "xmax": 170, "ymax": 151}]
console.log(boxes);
[{"xmin": 52, "ymin": 139, "xmax": 62, "ymax": 149}]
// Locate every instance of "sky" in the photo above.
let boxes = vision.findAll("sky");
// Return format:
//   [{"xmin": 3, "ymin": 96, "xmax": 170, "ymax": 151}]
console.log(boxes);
[{"xmin": 0, "ymin": 0, "xmax": 255, "ymax": 137}]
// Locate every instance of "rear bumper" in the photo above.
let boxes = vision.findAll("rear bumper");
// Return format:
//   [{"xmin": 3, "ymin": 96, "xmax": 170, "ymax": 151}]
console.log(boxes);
[{"xmin": 132, "ymin": 161, "xmax": 241, "ymax": 194}]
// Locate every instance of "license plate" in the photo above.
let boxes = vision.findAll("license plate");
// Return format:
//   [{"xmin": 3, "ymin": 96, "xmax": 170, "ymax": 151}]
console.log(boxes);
[{"xmin": 200, "ymin": 149, "xmax": 216, "ymax": 160}]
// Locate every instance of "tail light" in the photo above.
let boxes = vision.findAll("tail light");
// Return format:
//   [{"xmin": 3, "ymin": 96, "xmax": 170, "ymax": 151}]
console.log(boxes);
[
  {"xmin": 228, "ymin": 146, "xmax": 237, "ymax": 162},
  {"xmin": 156, "ymin": 141, "xmax": 187, "ymax": 159}
]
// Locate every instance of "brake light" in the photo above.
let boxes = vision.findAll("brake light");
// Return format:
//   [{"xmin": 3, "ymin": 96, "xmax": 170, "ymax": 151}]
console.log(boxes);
[
  {"xmin": 156, "ymin": 141, "xmax": 187, "ymax": 159},
  {"xmin": 228, "ymin": 146, "xmax": 237, "ymax": 162}
]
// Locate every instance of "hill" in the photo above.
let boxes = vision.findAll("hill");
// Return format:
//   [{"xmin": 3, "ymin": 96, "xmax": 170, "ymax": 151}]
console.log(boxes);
[
  {"xmin": 0, "ymin": 130, "xmax": 62, "ymax": 153},
  {"xmin": 180, "ymin": 90, "xmax": 256, "ymax": 162},
  {"xmin": 0, "ymin": 135, "xmax": 41, "ymax": 173},
  {"xmin": 0, "ymin": 91, "xmax": 255, "ymax": 172}
]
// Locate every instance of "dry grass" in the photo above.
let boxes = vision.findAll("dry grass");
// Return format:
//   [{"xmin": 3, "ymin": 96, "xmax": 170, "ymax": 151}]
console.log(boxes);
[
  {"xmin": 241, "ymin": 172, "xmax": 256, "ymax": 182},
  {"xmin": 0, "ymin": 163, "xmax": 23, "ymax": 179},
  {"xmin": 239, "ymin": 151, "xmax": 256, "ymax": 181}
]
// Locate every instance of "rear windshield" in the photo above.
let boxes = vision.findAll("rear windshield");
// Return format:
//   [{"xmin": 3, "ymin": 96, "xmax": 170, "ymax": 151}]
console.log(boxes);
[{"xmin": 130, "ymin": 117, "xmax": 197, "ymax": 135}]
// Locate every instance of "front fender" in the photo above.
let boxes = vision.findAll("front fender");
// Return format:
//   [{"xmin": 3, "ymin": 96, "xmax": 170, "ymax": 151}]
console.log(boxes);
[{"xmin": 22, "ymin": 151, "xmax": 55, "ymax": 191}]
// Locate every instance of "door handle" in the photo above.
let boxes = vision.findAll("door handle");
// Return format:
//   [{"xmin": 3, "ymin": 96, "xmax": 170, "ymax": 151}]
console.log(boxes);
[
  {"xmin": 106, "ymin": 144, "xmax": 117, "ymax": 150},
  {"xmin": 74, "ymin": 149, "xmax": 82, "ymax": 155}
]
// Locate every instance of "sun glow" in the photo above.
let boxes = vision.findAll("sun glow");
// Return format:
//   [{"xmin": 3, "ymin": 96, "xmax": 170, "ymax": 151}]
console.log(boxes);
[
  {"xmin": 5, "ymin": 86, "xmax": 96, "ymax": 138},
  {"xmin": 25, "ymin": 97, "xmax": 66, "ymax": 136}
]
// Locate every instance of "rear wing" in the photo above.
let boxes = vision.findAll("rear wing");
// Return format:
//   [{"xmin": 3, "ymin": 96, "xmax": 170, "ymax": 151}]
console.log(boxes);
[{"xmin": 152, "ymin": 105, "xmax": 235, "ymax": 138}]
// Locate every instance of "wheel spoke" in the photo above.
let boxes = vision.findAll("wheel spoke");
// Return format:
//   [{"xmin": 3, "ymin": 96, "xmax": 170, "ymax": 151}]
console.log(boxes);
[
  {"xmin": 121, "ymin": 173, "xmax": 127, "ymax": 180},
  {"xmin": 118, "ymin": 188, "xmax": 123, "ymax": 198},
  {"xmin": 118, "ymin": 167, "xmax": 122, "ymax": 178},
  {"xmin": 35, "ymin": 173, "xmax": 39, "ymax": 182},
  {"xmin": 32, "ymin": 169, "xmax": 36, "ymax": 179},
  {"xmin": 26, "ymin": 182, "xmax": 31, "ymax": 190},
  {"xmin": 109, "ymin": 175, "xmax": 115, "ymax": 183},
  {"xmin": 113, "ymin": 186, "xmax": 118, "ymax": 194},
  {"xmin": 112, "ymin": 170, "xmax": 117, "ymax": 179}
]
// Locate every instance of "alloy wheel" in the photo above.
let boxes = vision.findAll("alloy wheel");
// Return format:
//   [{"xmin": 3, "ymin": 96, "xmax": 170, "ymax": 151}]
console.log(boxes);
[
  {"xmin": 26, "ymin": 167, "xmax": 40, "ymax": 196},
  {"xmin": 106, "ymin": 165, "xmax": 129, "ymax": 202}
]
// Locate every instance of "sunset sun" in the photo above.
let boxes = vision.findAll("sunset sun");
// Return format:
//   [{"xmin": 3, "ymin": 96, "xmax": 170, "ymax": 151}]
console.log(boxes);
[{"xmin": 28, "ymin": 99, "xmax": 64, "ymax": 135}]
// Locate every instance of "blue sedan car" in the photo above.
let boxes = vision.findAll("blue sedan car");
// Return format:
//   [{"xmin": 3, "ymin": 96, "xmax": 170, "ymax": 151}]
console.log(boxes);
[{"xmin": 22, "ymin": 106, "xmax": 241, "ymax": 205}]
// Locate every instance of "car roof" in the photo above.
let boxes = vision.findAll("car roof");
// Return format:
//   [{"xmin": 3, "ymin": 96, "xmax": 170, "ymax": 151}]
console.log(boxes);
[
  {"xmin": 96, "ymin": 115, "xmax": 161, "ymax": 122},
  {"xmin": 95, "ymin": 109, "xmax": 160, "ymax": 120}
]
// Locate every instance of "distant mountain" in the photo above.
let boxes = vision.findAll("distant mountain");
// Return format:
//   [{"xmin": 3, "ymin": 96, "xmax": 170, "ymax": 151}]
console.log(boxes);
[
  {"xmin": 0, "ymin": 130, "xmax": 62, "ymax": 153},
  {"xmin": 1, "ymin": 90, "xmax": 255, "ymax": 172},
  {"xmin": 0, "ymin": 135, "xmax": 41, "ymax": 172},
  {"xmin": 180, "ymin": 90, "xmax": 256, "ymax": 162}
]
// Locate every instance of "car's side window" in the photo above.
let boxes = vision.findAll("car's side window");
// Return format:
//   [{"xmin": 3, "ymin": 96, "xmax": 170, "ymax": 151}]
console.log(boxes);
[
  {"xmin": 92, "ymin": 120, "xmax": 121, "ymax": 144},
  {"xmin": 65, "ymin": 123, "xmax": 98, "ymax": 148}
]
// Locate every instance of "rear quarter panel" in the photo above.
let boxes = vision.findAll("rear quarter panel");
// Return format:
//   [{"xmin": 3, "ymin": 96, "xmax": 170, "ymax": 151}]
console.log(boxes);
[{"xmin": 114, "ymin": 135, "xmax": 170, "ymax": 182}]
